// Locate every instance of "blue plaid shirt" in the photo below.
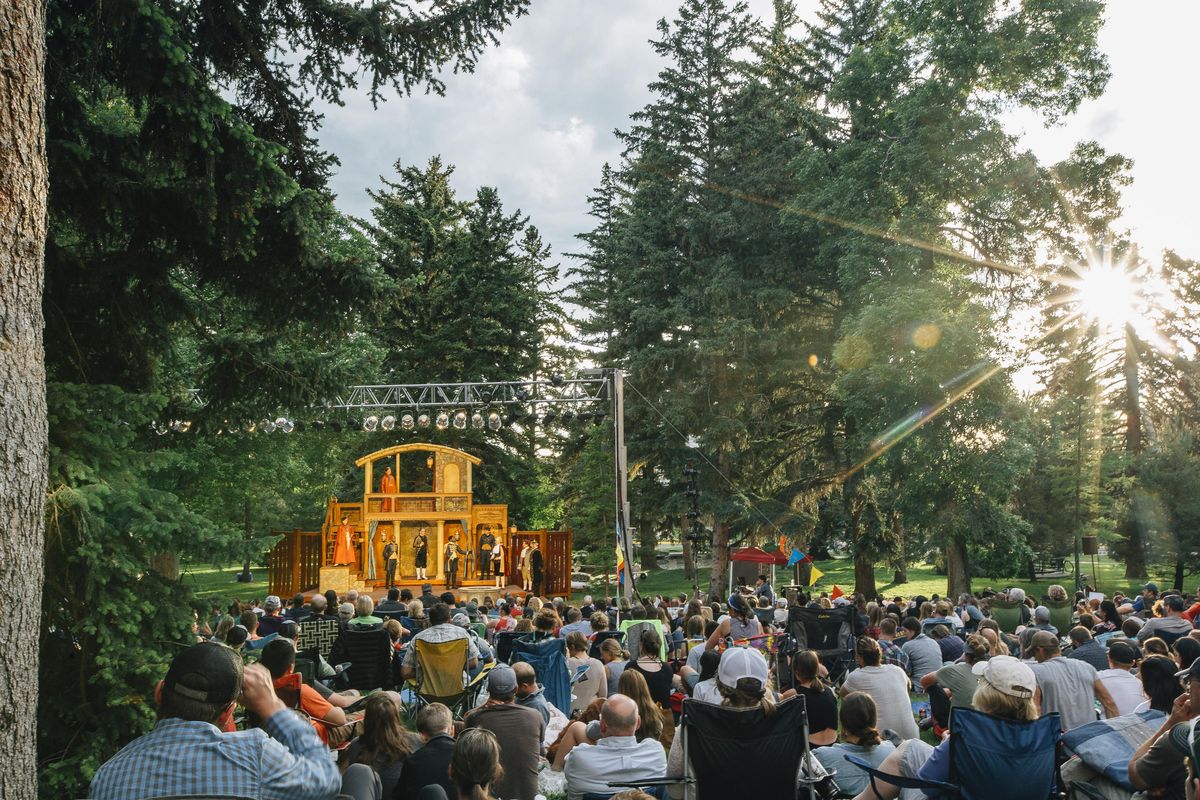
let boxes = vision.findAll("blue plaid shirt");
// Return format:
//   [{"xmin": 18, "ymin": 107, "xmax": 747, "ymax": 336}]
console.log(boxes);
[
  {"xmin": 877, "ymin": 638, "xmax": 910, "ymax": 670},
  {"xmin": 88, "ymin": 709, "xmax": 340, "ymax": 800}
]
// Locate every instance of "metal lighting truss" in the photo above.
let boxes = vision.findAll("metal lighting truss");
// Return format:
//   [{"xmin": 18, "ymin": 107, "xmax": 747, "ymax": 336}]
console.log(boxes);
[{"xmin": 327, "ymin": 373, "xmax": 611, "ymax": 410}]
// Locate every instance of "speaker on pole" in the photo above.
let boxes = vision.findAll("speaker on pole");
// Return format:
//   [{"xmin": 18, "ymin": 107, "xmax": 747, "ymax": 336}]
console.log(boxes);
[{"xmin": 1081, "ymin": 536, "xmax": 1099, "ymax": 556}]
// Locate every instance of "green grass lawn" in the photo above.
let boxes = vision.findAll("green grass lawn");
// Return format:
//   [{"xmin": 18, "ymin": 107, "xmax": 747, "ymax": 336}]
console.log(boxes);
[
  {"xmin": 180, "ymin": 563, "xmax": 269, "ymax": 604},
  {"xmin": 623, "ymin": 554, "xmax": 1173, "ymax": 601}
]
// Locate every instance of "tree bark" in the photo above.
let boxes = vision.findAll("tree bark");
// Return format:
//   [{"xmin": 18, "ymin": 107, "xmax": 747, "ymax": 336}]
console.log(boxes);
[
  {"xmin": 637, "ymin": 514, "xmax": 657, "ymax": 572},
  {"xmin": 890, "ymin": 511, "xmax": 907, "ymax": 585},
  {"xmin": 0, "ymin": 2, "xmax": 49, "ymax": 797},
  {"xmin": 1123, "ymin": 325, "xmax": 1147, "ymax": 578},
  {"xmin": 854, "ymin": 551, "xmax": 877, "ymax": 598},
  {"xmin": 946, "ymin": 540, "xmax": 971, "ymax": 598},
  {"xmin": 681, "ymin": 514, "xmax": 695, "ymax": 582}
]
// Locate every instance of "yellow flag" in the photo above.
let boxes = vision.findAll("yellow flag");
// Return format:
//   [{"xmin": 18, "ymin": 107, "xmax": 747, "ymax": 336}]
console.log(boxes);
[{"xmin": 808, "ymin": 565, "xmax": 824, "ymax": 586}]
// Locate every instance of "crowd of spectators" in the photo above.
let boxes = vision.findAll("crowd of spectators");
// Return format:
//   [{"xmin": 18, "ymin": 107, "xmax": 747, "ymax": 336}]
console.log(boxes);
[{"xmin": 90, "ymin": 575, "xmax": 1200, "ymax": 800}]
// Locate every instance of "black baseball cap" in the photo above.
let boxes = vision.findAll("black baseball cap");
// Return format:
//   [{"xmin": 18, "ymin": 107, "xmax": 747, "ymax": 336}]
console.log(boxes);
[
  {"xmin": 1175, "ymin": 658, "xmax": 1200, "ymax": 683},
  {"xmin": 164, "ymin": 642, "xmax": 243, "ymax": 705},
  {"xmin": 1107, "ymin": 640, "xmax": 1137, "ymax": 665}
]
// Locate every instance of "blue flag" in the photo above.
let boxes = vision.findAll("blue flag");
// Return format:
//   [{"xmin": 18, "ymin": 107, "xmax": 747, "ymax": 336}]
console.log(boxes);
[{"xmin": 787, "ymin": 548, "xmax": 806, "ymax": 567}]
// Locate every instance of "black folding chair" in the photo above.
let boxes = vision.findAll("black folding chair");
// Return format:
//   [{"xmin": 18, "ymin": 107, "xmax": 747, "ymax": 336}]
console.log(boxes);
[
  {"xmin": 588, "ymin": 630, "xmax": 625, "ymax": 660},
  {"xmin": 785, "ymin": 605, "xmax": 857, "ymax": 686},
  {"xmin": 327, "ymin": 628, "xmax": 393, "ymax": 690},
  {"xmin": 632, "ymin": 696, "xmax": 820, "ymax": 800},
  {"xmin": 494, "ymin": 630, "xmax": 529, "ymax": 664}
]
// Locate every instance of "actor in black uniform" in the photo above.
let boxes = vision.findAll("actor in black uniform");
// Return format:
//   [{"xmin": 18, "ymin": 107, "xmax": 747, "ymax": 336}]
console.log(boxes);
[{"xmin": 383, "ymin": 537, "xmax": 398, "ymax": 589}]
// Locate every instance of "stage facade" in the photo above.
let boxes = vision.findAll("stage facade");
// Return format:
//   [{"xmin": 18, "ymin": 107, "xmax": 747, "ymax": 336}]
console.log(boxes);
[{"xmin": 268, "ymin": 443, "xmax": 571, "ymax": 599}]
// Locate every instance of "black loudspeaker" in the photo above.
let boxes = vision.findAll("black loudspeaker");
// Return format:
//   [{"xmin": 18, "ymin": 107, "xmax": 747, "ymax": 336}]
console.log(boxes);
[{"xmin": 1081, "ymin": 536, "xmax": 1100, "ymax": 556}]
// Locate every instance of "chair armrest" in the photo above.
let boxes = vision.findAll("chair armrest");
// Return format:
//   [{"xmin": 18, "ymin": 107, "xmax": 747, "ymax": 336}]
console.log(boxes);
[{"xmin": 843, "ymin": 754, "xmax": 956, "ymax": 793}]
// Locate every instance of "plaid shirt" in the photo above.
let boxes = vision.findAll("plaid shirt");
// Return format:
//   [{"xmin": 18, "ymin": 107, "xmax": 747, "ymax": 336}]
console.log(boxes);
[
  {"xmin": 88, "ymin": 709, "xmax": 339, "ymax": 800},
  {"xmin": 877, "ymin": 637, "xmax": 910, "ymax": 670}
]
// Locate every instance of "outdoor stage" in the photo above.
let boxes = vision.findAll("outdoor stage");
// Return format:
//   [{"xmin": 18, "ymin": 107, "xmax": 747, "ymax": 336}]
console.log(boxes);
[{"xmin": 269, "ymin": 442, "xmax": 572, "ymax": 600}]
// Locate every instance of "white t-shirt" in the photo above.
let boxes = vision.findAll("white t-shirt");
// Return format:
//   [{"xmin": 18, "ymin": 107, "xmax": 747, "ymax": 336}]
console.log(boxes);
[
  {"xmin": 1098, "ymin": 668, "xmax": 1147, "ymax": 717},
  {"xmin": 692, "ymin": 678, "xmax": 722, "ymax": 704},
  {"xmin": 842, "ymin": 664, "xmax": 919, "ymax": 740}
]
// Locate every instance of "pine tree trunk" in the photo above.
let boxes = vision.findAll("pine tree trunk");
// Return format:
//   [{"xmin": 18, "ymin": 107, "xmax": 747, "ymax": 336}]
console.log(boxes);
[
  {"xmin": 890, "ymin": 512, "xmax": 907, "ymax": 585},
  {"xmin": 0, "ymin": 2, "xmax": 48, "ymax": 797},
  {"xmin": 637, "ymin": 515, "xmax": 657, "ymax": 572},
  {"xmin": 681, "ymin": 515, "xmax": 695, "ymax": 582},
  {"xmin": 1174, "ymin": 557, "xmax": 1184, "ymax": 595},
  {"xmin": 946, "ymin": 540, "xmax": 971, "ymax": 598},
  {"xmin": 708, "ymin": 518, "xmax": 730, "ymax": 601}
]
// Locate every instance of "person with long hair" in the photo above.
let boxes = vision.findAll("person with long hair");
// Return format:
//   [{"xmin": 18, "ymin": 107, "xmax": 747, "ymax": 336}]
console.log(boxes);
[
  {"xmin": 340, "ymin": 692, "xmax": 418, "ymax": 799},
  {"xmin": 447, "ymin": 728, "xmax": 504, "ymax": 800},
  {"xmin": 600, "ymin": 637, "xmax": 628, "ymax": 696},
  {"xmin": 627, "ymin": 627, "xmax": 673, "ymax": 707},
  {"xmin": 852, "ymin": 656, "xmax": 1039, "ymax": 800},
  {"xmin": 1093, "ymin": 599, "xmax": 1122, "ymax": 634},
  {"xmin": 566, "ymin": 631, "xmax": 608, "ymax": 714},
  {"xmin": 781, "ymin": 650, "xmax": 837, "ymax": 745},
  {"xmin": 814, "ymin": 692, "xmax": 897, "ymax": 796},
  {"xmin": 618, "ymin": 668, "xmax": 668, "ymax": 747}
]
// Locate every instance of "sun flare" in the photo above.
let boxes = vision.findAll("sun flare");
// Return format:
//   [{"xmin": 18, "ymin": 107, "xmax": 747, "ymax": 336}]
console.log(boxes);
[{"xmin": 1072, "ymin": 263, "xmax": 1139, "ymax": 330}]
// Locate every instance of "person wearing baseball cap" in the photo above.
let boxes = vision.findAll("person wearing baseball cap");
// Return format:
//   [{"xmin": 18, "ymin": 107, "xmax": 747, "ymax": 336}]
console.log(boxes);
[
  {"xmin": 88, "ymin": 642, "xmax": 339, "ymax": 799},
  {"xmin": 1098, "ymin": 639, "xmax": 1148, "ymax": 716},
  {"xmin": 1029, "ymin": 629, "xmax": 1118, "ymax": 730},
  {"xmin": 463, "ymin": 664, "xmax": 544, "ymax": 800}
]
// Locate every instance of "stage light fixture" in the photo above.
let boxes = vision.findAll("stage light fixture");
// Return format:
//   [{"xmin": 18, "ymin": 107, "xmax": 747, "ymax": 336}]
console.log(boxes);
[
  {"xmin": 400, "ymin": 413, "xmax": 415, "ymax": 430},
  {"xmin": 470, "ymin": 411, "xmax": 484, "ymax": 429},
  {"xmin": 593, "ymin": 410, "xmax": 608, "ymax": 425},
  {"xmin": 452, "ymin": 410, "xmax": 468, "ymax": 430},
  {"xmin": 542, "ymin": 409, "xmax": 558, "ymax": 424},
  {"xmin": 418, "ymin": 413, "xmax": 431, "ymax": 429},
  {"xmin": 487, "ymin": 411, "xmax": 502, "ymax": 431},
  {"xmin": 245, "ymin": 421, "xmax": 257, "ymax": 433},
  {"xmin": 261, "ymin": 418, "xmax": 277, "ymax": 433},
  {"xmin": 515, "ymin": 387, "xmax": 531, "ymax": 402},
  {"xmin": 275, "ymin": 416, "xmax": 288, "ymax": 429},
  {"xmin": 363, "ymin": 415, "xmax": 379, "ymax": 432},
  {"xmin": 153, "ymin": 422, "xmax": 169, "ymax": 436},
  {"xmin": 381, "ymin": 414, "xmax": 396, "ymax": 431},
  {"xmin": 280, "ymin": 419, "xmax": 295, "ymax": 434},
  {"xmin": 550, "ymin": 374, "xmax": 565, "ymax": 387},
  {"xmin": 170, "ymin": 420, "xmax": 192, "ymax": 433},
  {"xmin": 329, "ymin": 420, "xmax": 343, "ymax": 432},
  {"xmin": 290, "ymin": 420, "xmax": 304, "ymax": 432},
  {"xmin": 560, "ymin": 409, "xmax": 575, "ymax": 424},
  {"xmin": 435, "ymin": 412, "xmax": 450, "ymax": 430}
]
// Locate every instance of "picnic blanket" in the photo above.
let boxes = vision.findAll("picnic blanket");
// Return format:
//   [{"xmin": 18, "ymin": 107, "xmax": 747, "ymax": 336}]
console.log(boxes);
[{"xmin": 1062, "ymin": 709, "xmax": 1165, "ymax": 790}]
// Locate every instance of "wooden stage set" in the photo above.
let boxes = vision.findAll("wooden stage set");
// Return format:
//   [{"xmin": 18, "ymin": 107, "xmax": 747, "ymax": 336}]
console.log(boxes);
[{"xmin": 268, "ymin": 443, "xmax": 572, "ymax": 601}]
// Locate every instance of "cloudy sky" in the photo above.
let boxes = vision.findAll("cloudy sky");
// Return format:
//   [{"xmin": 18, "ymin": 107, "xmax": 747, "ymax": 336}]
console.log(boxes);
[{"xmin": 318, "ymin": 1, "xmax": 1200, "ymax": 272}]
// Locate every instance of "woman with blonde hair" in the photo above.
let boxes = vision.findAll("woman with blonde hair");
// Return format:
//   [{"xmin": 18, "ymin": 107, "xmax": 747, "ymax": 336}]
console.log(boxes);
[{"xmin": 851, "ymin": 656, "xmax": 1039, "ymax": 800}]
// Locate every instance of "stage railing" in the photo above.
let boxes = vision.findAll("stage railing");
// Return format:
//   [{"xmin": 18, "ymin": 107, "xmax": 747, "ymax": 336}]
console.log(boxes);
[
  {"xmin": 268, "ymin": 529, "xmax": 323, "ymax": 597},
  {"xmin": 363, "ymin": 492, "xmax": 471, "ymax": 514}
]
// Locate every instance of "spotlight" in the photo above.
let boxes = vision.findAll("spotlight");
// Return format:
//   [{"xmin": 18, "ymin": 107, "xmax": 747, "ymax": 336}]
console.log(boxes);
[
  {"xmin": 487, "ymin": 411, "xmax": 502, "ymax": 431},
  {"xmin": 515, "ymin": 387, "xmax": 531, "ymax": 402},
  {"xmin": 418, "ymin": 413, "xmax": 431, "ymax": 429},
  {"xmin": 310, "ymin": 420, "xmax": 325, "ymax": 430},
  {"xmin": 170, "ymin": 420, "xmax": 192, "ymax": 433},
  {"xmin": 470, "ymin": 411, "xmax": 484, "ymax": 429},
  {"xmin": 263, "ymin": 419, "xmax": 278, "ymax": 433},
  {"xmin": 452, "ymin": 410, "xmax": 468, "ymax": 430},
  {"xmin": 280, "ymin": 419, "xmax": 295, "ymax": 434},
  {"xmin": 275, "ymin": 416, "xmax": 288, "ymax": 429},
  {"xmin": 363, "ymin": 415, "xmax": 379, "ymax": 432},
  {"xmin": 153, "ymin": 422, "xmax": 169, "ymax": 436},
  {"xmin": 381, "ymin": 414, "xmax": 396, "ymax": 431},
  {"xmin": 400, "ymin": 413, "xmax": 415, "ymax": 431},
  {"xmin": 550, "ymin": 375, "xmax": 565, "ymax": 387},
  {"xmin": 435, "ymin": 412, "xmax": 450, "ymax": 430},
  {"xmin": 290, "ymin": 420, "xmax": 304, "ymax": 433},
  {"xmin": 592, "ymin": 410, "xmax": 608, "ymax": 425},
  {"xmin": 245, "ymin": 421, "xmax": 257, "ymax": 433},
  {"xmin": 329, "ymin": 420, "xmax": 343, "ymax": 432},
  {"xmin": 560, "ymin": 409, "xmax": 575, "ymax": 424},
  {"xmin": 542, "ymin": 409, "xmax": 558, "ymax": 424}
]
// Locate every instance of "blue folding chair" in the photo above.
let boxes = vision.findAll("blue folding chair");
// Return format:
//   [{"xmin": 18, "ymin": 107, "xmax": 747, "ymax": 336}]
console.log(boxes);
[
  {"xmin": 511, "ymin": 636, "xmax": 571, "ymax": 716},
  {"xmin": 845, "ymin": 708, "xmax": 1062, "ymax": 800}
]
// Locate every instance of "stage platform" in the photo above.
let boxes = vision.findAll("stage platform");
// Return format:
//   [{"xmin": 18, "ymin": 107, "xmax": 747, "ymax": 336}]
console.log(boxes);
[{"xmin": 300, "ymin": 573, "xmax": 537, "ymax": 605}]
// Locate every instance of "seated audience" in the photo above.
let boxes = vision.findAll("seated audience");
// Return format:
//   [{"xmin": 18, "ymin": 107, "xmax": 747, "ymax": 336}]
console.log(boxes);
[
  {"xmin": 619, "ymin": 669, "xmax": 672, "ymax": 750},
  {"xmin": 463, "ymin": 664, "xmax": 545, "ymax": 800},
  {"xmin": 814, "ymin": 692, "xmax": 896, "ymax": 796},
  {"xmin": 88, "ymin": 642, "xmax": 339, "ymax": 799},
  {"xmin": 401, "ymin": 603, "xmax": 479, "ymax": 682},
  {"xmin": 1127, "ymin": 657, "xmax": 1200, "ymax": 799},
  {"xmin": 257, "ymin": 595, "xmax": 286, "ymax": 636},
  {"xmin": 899, "ymin": 617, "xmax": 942, "ymax": 689},
  {"xmin": 259, "ymin": 639, "xmax": 353, "ymax": 746},
  {"xmin": 599, "ymin": 637, "xmax": 628, "ymax": 697},
  {"xmin": 688, "ymin": 649, "xmax": 723, "ymax": 704},
  {"xmin": 349, "ymin": 596, "xmax": 384, "ymax": 629},
  {"xmin": 841, "ymin": 636, "xmax": 919, "ymax": 741},
  {"xmin": 562, "ymin": 694, "xmax": 668, "ymax": 800},
  {"xmin": 1098, "ymin": 640, "xmax": 1147, "ymax": 716},
  {"xmin": 377, "ymin": 587, "xmax": 404, "ymax": 614},
  {"xmin": 1028, "ymin": 630, "xmax": 1118, "ymax": 729},
  {"xmin": 876, "ymin": 618, "xmax": 910, "ymax": 669},
  {"xmin": 1066, "ymin": 626, "xmax": 1109, "ymax": 671},
  {"xmin": 1138, "ymin": 595, "xmax": 1192, "ymax": 643},
  {"xmin": 392, "ymin": 703, "xmax": 456, "ymax": 800},
  {"xmin": 626, "ymin": 627, "xmax": 674, "ymax": 707}
]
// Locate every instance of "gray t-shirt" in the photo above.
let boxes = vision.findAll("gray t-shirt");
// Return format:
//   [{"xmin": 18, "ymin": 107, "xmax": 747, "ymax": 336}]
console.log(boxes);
[
  {"xmin": 1030, "ymin": 656, "xmax": 1098, "ymax": 731},
  {"xmin": 902, "ymin": 634, "xmax": 944, "ymax": 683},
  {"xmin": 815, "ymin": 741, "xmax": 896, "ymax": 796},
  {"xmin": 935, "ymin": 661, "xmax": 979, "ymax": 710},
  {"xmin": 842, "ymin": 664, "xmax": 920, "ymax": 740}
]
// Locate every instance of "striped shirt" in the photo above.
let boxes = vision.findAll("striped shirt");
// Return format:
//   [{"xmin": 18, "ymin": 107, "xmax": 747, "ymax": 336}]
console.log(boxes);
[{"xmin": 88, "ymin": 710, "xmax": 339, "ymax": 800}]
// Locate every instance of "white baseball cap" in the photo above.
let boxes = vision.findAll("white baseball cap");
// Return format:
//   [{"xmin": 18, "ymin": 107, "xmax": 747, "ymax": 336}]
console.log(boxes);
[
  {"xmin": 718, "ymin": 646, "xmax": 769, "ymax": 689},
  {"xmin": 972, "ymin": 654, "xmax": 1036, "ymax": 699}
]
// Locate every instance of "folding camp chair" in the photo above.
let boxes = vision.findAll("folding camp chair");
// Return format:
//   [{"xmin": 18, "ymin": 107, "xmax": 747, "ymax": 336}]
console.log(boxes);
[
  {"xmin": 628, "ymin": 695, "xmax": 821, "ymax": 800},
  {"xmin": 511, "ymin": 636, "xmax": 572, "ymax": 716},
  {"xmin": 494, "ymin": 630, "xmax": 528, "ymax": 664},
  {"xmin": 987, "ymin": 600, "xmax": 1024, "ymax": 634},
  {"xmin": 785, "ymin": 605, "xmax": 857, "ymax": 687},
  {"xmin": 402, "ymin": 637, "xmax": 492, "ymax": 719},
  {"xmin": 845, "ymin": 708, "xmax": 1062, "ymax": 800},
  {"xmin": 296, "ymin": 618, "xmax": 341, "ymax": 659},
  {"xmin": 327, "ymin": 628, "xmax": 394, "ymax": 691},
  {"xmin": 588, "ymin": 630, "xmax": 625, "ymax": 660}
]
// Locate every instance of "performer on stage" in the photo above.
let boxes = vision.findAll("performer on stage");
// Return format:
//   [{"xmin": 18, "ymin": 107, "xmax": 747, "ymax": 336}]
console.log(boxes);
[
  {"xmin": 383, "ymin": 535, "xmax": 398, "ymax": 589},
  {"xmin": 491, "ymin": 537, "xmax": 505, "ymax": 589},
  {"xmin": 413, "ymin": 527, "xmax": 429, "ymax": 580},
  {"xmin": 478, "ymin": 525, "xmax": 496, "ymax": 579},
  {"xmin": 444, "ymin": 534, "xmax": 466, "ymax": 590},
  {"xmin": 518, "ymin": 540, "xmax": 532, "ymax": 591},
  {"xmin": 530, "ymin": 540, "xmax": 545, "ymax": 597},
  {"xmin": 379, "ymin": 466, "xmax": 397, "ymax": 512},
  {"xmin": 333, "ymin": 515, "xmax": 355, "ymax": 566}
]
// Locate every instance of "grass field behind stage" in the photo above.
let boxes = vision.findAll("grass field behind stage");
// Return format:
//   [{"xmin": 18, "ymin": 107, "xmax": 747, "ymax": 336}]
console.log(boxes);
[{"xmin": 181, "ymin": 554, "xmax": 1177, "ymax": 605}]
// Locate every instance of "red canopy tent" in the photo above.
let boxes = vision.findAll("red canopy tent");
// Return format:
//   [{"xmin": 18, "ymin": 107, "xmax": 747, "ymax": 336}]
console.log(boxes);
[{"xmin": 729, "ymin": 547, "xmax": 787, "ymax": 595}]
